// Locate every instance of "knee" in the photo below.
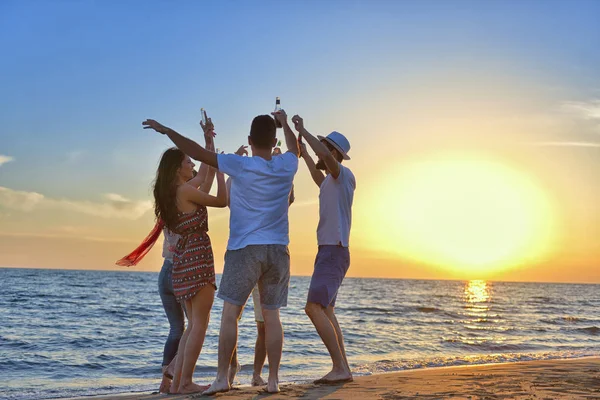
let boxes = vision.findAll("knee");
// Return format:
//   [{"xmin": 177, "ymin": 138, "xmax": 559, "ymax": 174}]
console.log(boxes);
[
  {"xmin": 304, "ymin": 302, "xmax": 321, "ymax": 317},
  {"xmin": 222, "ymin": 304, "xmax": 242, "ymax": 325}
]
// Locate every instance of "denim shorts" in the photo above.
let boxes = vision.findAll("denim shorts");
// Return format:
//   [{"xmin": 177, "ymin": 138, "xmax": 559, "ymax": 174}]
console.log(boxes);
[{"xmin": 307, "ymin": 245, "xmax": 350, "ymax": 308}]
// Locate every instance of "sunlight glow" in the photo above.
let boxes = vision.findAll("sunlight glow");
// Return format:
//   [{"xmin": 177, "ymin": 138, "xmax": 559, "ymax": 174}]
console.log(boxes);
[{"xmin": 365, "ymin": 154, "xmax": 557, "ymax": 275}]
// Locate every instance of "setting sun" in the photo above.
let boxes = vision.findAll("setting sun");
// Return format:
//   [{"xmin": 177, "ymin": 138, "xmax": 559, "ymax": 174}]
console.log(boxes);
[{"xmin": 362, "ymin": 154, "xmax": 557, "ymax": 275}]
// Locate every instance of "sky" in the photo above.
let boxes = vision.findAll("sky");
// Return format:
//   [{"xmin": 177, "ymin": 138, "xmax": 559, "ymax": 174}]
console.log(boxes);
[{"xmin": 1, "ymin": 0, "xmax": 599, "ymax": 283}]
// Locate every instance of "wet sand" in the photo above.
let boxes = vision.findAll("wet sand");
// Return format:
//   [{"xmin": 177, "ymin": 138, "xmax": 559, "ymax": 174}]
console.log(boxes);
[{"xmin": 66, "ymin": 356, "xmax": 600, "ymax": 399}]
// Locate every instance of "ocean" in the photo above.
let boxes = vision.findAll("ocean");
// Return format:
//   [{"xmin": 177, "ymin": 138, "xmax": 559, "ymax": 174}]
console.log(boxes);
[{"xmin": 1, "ymin": 267, "xmax": 598, "ymax": 400}]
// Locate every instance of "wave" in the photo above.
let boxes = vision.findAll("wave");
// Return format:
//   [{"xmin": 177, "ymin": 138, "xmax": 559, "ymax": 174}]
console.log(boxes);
[
  {"xmin": 442, "ymin": 339, "xmax": 535, "ymax": 352},
  {"xmin": 416, "ymin": 307, "xmax": 439, "ymax": 313},
  {"xmin": 352, "ymin": 351, "xmax": 599, "ymax": 376},
  {"xmin": 573, "ymin": 326, "xmax": 600, "ymax": 335}
]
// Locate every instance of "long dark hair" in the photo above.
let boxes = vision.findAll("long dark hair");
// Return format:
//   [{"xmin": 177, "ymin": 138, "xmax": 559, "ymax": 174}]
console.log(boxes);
[{"xmin": 153, "ymin": 147, "xmax": 185, "ymax": 232}]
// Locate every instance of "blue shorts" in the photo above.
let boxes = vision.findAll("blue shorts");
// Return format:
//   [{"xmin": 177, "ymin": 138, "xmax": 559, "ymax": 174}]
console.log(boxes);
[{"xmin": 307, "ymin": 245, "xmax": 350, "ymax": 308}]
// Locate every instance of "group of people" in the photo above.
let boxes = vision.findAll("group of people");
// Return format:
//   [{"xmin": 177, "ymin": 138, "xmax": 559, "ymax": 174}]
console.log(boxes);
[{"xmin": 117, "ymin": 108, "xmax": 355, "ymax": 395}]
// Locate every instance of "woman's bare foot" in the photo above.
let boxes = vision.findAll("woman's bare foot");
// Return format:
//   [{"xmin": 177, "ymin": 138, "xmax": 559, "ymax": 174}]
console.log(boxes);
[
  {"xmin": 164, "ymin": 363, "xmax": 176, "ymax": 379},
  {"xmin": 159, "ymin": 375, "xmax": 172, "ymax": 394},
  {"xmin": 179, "ymin": 382, "xmax": 210, "ymax": 394},
  {"xmin": 251, "ymin": 375, "xmax": 266, "ymax": 386},
  {"xmin": 203, "ymin": 377, "xmax": 230, "ymax": 395}
]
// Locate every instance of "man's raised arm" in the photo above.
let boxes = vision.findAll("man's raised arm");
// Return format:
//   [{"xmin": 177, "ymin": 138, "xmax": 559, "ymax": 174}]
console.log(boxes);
[
  {"xmin": 272, "ymin": 111, "xmax": 300, "ymax": 157},
  {"xmin": 142, "ymin": 119, "xmax": 218, "ymax": 169}
]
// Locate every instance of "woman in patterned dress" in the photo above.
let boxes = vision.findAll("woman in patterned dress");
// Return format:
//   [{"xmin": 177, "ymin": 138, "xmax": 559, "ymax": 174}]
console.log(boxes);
[
  {"xmin": 153, "ymin": 120, "xmax": 227, "ymax": 393},
  {"xmin": 117, "ymin": 117, "xmax": 219, "ymax": 394}
]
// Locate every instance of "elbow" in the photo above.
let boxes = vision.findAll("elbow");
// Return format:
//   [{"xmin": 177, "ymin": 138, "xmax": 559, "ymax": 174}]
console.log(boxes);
[
  {"xmin": 314, "ymin": 149, "xmax": 329, "ymax": 159},
  {"xmin": 216, "ymin": 197, "xmax": 228, "ymax": 208}
]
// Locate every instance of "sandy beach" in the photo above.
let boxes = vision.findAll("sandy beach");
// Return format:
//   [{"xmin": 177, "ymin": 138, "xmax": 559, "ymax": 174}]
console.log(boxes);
[{"xmin": 66, "ymin": 357, "xmax": 600, "ymax": 399}]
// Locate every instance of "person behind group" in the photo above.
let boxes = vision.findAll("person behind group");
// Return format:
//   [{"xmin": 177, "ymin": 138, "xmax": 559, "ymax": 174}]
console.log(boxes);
[
  {"xmin": 142, "ymin": 108, "xmax": 299, "ymax": 394},
  {"xmin": 116, "ymin": 118, "xmax": 218, "ymax": 393},
  {"xmin": 292, "ymin": 115, "xmax": 355, "ymax": 384}
]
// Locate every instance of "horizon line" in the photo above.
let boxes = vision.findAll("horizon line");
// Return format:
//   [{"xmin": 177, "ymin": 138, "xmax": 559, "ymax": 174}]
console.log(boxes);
[{"xmin": 1, "ymin": 265, "xmax": 598, "ymax": 286}]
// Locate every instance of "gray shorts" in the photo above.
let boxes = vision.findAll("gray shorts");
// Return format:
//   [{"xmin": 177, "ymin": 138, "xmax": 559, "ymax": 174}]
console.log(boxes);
[{"xmin": 218, "ymin": 245, "xmax": 290, "ymax": 310}]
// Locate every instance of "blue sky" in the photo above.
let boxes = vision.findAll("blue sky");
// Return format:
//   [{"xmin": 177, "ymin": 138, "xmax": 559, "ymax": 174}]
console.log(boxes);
[{"xmin": 1, "ymin": 0, "xmax": 599, "ymax": 280}]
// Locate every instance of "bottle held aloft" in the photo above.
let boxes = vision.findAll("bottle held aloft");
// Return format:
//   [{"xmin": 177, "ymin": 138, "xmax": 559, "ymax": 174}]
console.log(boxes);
[{"xmin": 274, "ymin": 97, "xmax": 282, "ymax": 128}]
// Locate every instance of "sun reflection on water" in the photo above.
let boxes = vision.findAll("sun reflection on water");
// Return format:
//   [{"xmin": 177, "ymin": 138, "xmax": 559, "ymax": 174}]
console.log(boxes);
[{"xmin": 464, "ymin": 280, "xmax": 491, "ymax": 304}]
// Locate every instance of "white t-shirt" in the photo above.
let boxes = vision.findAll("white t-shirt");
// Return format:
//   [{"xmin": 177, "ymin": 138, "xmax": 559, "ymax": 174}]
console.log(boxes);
[
  {"xmin": 317, "ymin": 163, "xmax": 356, "ymax": 247},
  {"xmin": 218, "ymin": 152, "xmax": 298, "ymax": 250},
  {"xmin": 162, "ymin": 228, "xmax": 180, "ymax": 262}
]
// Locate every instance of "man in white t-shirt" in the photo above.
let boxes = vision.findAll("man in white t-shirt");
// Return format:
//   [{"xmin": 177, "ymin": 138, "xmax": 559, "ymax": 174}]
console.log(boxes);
[
  {"xmin": 292, "ymin": 115, "xmax": 356, "ymax": 384},
  {"xmin": 142, "ymin": 110, "xmax": 299, "ymax": 394},
  {"xmin": 225, "ymin": 144, "xmax": 295, "ymax": 388}
]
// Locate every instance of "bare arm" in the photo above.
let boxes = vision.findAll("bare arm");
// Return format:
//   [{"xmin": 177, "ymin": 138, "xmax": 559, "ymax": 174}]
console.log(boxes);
[
  {"xmin": 142, "ymin": 119, "xmax": 218, "ymax": 168},
  {"xmin": 187, "ymin": 134, "xmax": 215, "ymax": 189},
  {"xmin": 292, "ymin": 115, "xmax": 340, "ymax": 179},
  {"xmin": 300, "ymin": 142, "xmax": 325, "ymax": 187},
  {"xmin": 179, "ymin": 171, "xmax": 227, "ymax": 208},
  {"xmin": 273, "ymin": 110, "xmax": 300, "ymax": 157},
  {"xmin": 198, "ymin": 137, "xmax": 217, "ymax": 193}
]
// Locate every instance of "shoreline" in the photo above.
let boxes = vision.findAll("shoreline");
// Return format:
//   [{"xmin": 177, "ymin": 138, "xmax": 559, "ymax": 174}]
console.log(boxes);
[{"xmin": 62, "ymin": 356, "xmax": 600, "ymax": 399}]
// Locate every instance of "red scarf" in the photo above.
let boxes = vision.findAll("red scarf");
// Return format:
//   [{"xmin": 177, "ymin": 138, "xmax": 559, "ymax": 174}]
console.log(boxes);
[{"xmin": 115, "ymin": 220, "xmax": 164, "ymax": 267}]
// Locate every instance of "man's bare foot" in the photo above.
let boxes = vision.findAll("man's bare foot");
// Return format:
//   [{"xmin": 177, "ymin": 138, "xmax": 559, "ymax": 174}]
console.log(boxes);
[
  {"xmin": 228, "ymin": 361, "xmax": 241, "ymax": 386},
  {"xmin": 314, "ymin": 368, "xmax": 353, "ymax": 384},
  {"xmin": 159, "ymin": 376, "xmax": 172, "ymax": 393},
  {"xmin": 203, "ymin": 377, "xmax": 230, "ymax": 395},
  {"xmin": 266, "ymin": 377, "xmax": 280, "ymax": 393},
  {"xmin": 251, "ymin": 375, "xmax": 266, "ymax": 386},
  {"xmin": 179, "ymin": 382, "xmax": 209, "ymax": 394}
]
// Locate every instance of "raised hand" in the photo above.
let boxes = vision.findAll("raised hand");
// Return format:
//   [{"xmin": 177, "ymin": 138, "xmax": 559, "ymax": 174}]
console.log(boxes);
[
  {"xmin": 142, "ymin": 119, "xmax": 167, "ymax": 133},
  {"xmin": 291, "ymin": 115, "xmax": 304, "ymax": 132},
  {"xmin": 271, "ymin": 109, "xmax": 288, "ymax": 125},
  {"xmin": 235, "ymin": 145, "xmax": 249, "ymax": 156},
  {"xmin": 299, "ymin": 141, "xmax": 308, "ymax": 158},
  {"xmin": 200, "ymin": 110, "xmax": 216, "ymax": 138}
]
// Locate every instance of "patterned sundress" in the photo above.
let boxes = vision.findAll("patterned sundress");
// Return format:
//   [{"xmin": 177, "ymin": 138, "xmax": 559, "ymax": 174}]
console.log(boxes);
[{"xmin": 171, "ymin": 206, "xmax": 216, "ymax": 302}]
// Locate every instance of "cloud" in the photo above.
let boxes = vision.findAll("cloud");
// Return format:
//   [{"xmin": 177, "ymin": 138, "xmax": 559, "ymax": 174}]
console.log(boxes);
[
  {"xmin": 0, "ymin": 187, "xmax": 45, "ymax": 212},
  {"xmin": 0, "ymin": 155, "xmax": 14, "ymax": 167},
  {"xmin": 526, "ymin": 141, "xmax": 600, "ymax": 148},
  {"xmin": 0, "ymin": 186, "xmax": 152, "ymax": 220},
  {"xmin": 66, "ymin": 150, "xmax": 86, "ymax": 163},
  {"xmin": 562, "ymin": 99, "xmax": 600, "ymax": 122}
]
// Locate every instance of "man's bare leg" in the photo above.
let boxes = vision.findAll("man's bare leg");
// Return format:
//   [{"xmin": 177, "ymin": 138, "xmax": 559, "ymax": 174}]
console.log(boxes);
[
  {"xmin": 252, "ymin": 321, "xmax": 266, "ymax": 386},
  {"xmin": 262, "ymin": 308, "xmax": 283, "ymax": 393},
  {"xmin": 324, "ymin": 306, "xmax": 352, "ymax": 379},
  {"xmin": 228, "ymin": 346, "xmax": 241, "ymax": 386},
  {"xmin": 305, "ymin": 302, "xmax": 352, "ymax": 382},
  {"xmin": 203, "ymin": 302, "xmax": 244, "ymax": 395}
]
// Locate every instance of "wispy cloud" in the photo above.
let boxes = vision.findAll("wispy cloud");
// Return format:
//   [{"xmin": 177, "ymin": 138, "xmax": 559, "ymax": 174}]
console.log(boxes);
[
  {"xmin": 0, "ymin": 155, "xmax": 14, "ymax": 167},
  {"xmin": 562, "ymin": 99, "xmax": 600, "ymax": 122},
  {"xmin": 0, "ymin": 231, "xmax": 139, "ymax": 244},
  {"xmin": 0, "ymin": 186, "xmax": 152, "ymax": 220},
  {"xmin": 66, "ymin": 150, "xmax": 86, "ymax": 164},
  {"xmin": 526, "ymin": 141, "xmax": 600, "ymax": 148}
]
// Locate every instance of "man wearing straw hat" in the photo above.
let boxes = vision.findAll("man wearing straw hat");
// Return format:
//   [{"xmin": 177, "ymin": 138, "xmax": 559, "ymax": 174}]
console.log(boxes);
[{"xmin": 291, "ymin": 115, "xmax": 355, "ymax": 384}]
